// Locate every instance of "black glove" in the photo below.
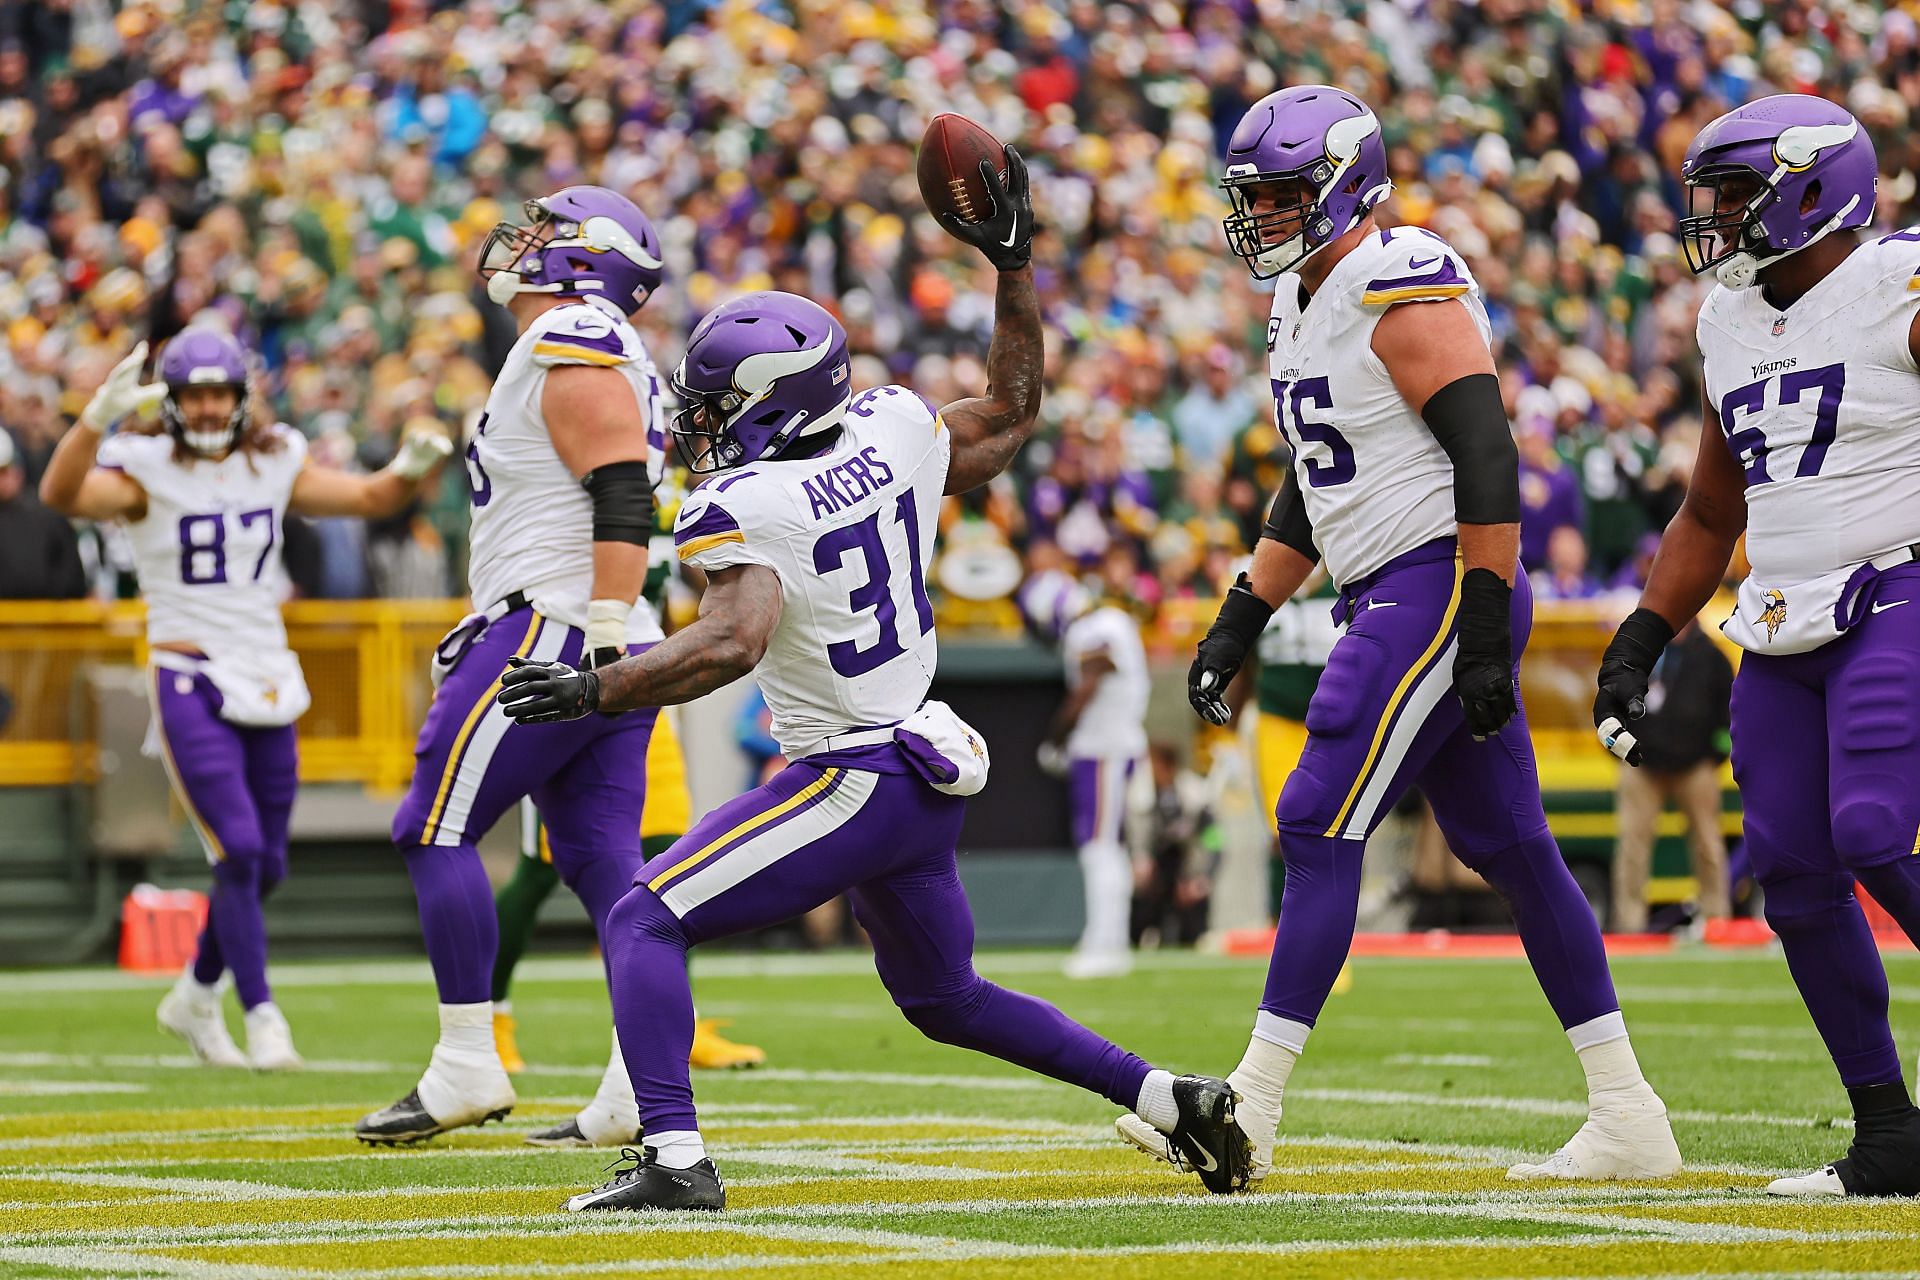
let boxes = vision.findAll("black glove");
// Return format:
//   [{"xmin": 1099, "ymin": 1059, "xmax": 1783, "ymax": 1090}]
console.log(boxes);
[
  {"xmin": 1593, "ymin": 607, "xmax": 1675, "ymax": 767},
  {"xmin": 1453, "ymin": 567, "xmax": 1517, "ymax": 740},
  {"xmin": 1188, "ymin": 573, "xmax": 1275, "ymax": 726},
  {"xmin": 936, "ymin": 145, "xmax": 1034, "ymax": 272},
  {"xmin": 496, "ymin": 656, "xmax": 601, "ymax": 724}
]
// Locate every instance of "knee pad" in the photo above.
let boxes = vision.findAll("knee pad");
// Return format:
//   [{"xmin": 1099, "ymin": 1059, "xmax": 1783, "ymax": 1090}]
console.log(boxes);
[
  {"xmin": 1833, "ymin": 798, "xmax": 1911, "ymax": 865},
  {"xmin": 608, "ymin": 885, "xmax": 684, "ymax": 950},
  {"xmin": 391, "ymin": 810, "xmax": 424, "ymax": 849},
  {"xmin": 1275, "ymin": 764, "xmax": 1337, "ymax": 835},
  {"xmin": 1761, "ymin": 871, "xmax": 1856, "ymax": 932},
  {"xmin": 896, "ymin": 973, "xmax": 992, "ymax": 1045}
]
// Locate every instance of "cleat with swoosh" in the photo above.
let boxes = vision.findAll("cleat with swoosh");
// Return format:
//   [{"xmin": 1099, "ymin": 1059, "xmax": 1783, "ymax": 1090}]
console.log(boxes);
[{"xmin": 1166, "ymin": 1075, "xmax": 1253, "ymax": 1193}]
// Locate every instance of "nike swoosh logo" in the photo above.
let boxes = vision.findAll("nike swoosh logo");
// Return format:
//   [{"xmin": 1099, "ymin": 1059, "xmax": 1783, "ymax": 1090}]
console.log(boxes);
[
  {"xmin": 1872, "ymin": 600, "xmax": 1909, "ymax": 613},
  {"xmin": 1000, "ymin": 225, "xmax": 1020, "ymax": 247},
  {"xmin": 1183, "ymin": 1141, "xmax": 1219, "ymax": 1173},
  {"xmin": 1367, "ymin": 600, "xmax": 1397, "ymax": 609},
  {"xmin": 1406, "ymin": 254, "xmax": 1439, "ymax": 270}
]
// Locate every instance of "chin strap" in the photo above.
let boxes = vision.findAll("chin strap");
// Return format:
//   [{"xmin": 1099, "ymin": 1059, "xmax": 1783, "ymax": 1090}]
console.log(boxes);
[{"xmin": 1716, "ymin": 194, "xmax": 1863, "ymax": 289}]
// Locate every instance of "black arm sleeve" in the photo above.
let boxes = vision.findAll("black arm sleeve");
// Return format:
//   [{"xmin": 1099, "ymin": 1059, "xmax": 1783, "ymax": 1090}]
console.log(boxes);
[
  {"xmin": 580, "ymin": 460, "xmax": 655, "ymax": 546},
  {"xmin": 1259, "ymin": 469, "xmax": 1320, "ymax": 563},
  {"xmin": 1419, "ymin": 372, "xmax": 1521, "ymax": 525}
]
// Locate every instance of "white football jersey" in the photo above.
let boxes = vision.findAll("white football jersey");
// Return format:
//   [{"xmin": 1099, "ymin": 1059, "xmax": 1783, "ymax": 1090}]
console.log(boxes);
[
  {"xmin": 674, "ymin": 385, "xmax": 947, "ymax": 757},
  {"xmin": 466, "ymin": 297, "xmax": 668, "ymax": 642},
  {"xmin": 1061, "ymin": 605, "xmax": 1148, "ymax": 760},
  {"xmin": 97, "ymin": 425, "xmax": 305, "ymax": 658},
  {"xmin": 1696, "ymin": 229, "xmax": 1920, "ymax": 587},
  {"xmin": 1265, "ymin": 226, "xmax": 1491, "ymax": 586}
]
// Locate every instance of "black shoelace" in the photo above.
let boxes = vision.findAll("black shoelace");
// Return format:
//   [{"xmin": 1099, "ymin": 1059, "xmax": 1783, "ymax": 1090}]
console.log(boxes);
[{"xmin": 595, "ymin": 1146, "xmax": 650, "ymax": 1189}]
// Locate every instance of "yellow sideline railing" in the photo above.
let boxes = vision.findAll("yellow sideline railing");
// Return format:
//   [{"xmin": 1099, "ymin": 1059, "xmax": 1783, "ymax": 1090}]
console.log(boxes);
[
  {"xmin": 0, "ymin": 600, "xmax": 471, "ymax": 791},
  {"xmin": 0, "ymin": 596, "xmax": 1733, "ymax": 791}
]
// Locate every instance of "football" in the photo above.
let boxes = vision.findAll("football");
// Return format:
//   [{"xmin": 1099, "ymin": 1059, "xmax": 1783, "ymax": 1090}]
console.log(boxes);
[{"xmin": 917, "ymin": 112, "xmax": 1009, "ymax": 226}]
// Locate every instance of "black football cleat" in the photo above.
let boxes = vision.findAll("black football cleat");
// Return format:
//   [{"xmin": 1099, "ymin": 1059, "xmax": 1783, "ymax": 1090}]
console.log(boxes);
[
  {"xmin": 1769, "ymin": 1105, "xmax": 1920, "ymax": 1197},
  {"xmin": 562, "ymin": 1146, "xmax": 726, "ymax": 1212},
  {"xmin": 1167, "ymin": 1074, "xmax": 1253, "ymax": 1194},
  {"xmin": 525, "ymin": 1117, "xmax": 641, "ymax": 1149},
  {"xmin": 355, "ymin": 1088, "xmax": 512, "ymax": 1147}
]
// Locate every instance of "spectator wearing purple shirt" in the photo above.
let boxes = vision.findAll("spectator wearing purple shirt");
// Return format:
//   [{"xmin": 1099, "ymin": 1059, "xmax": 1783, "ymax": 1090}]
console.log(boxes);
[
  {"xmin": 1518, "ymin": 424, "xmax": 1585, "ymax": 573},
  {"xmin": 1535, "ymin": 527, "xmax": 1605, "ymax": 602}
]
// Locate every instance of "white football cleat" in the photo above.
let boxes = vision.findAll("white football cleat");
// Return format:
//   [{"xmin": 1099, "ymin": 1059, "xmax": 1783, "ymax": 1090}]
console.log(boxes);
[
  {"xmin": 157, "ymin": 976, "xmax": 247, "ymax": 1068},
  {"xmin": 1117, "ymin": 1077, "xmax": 1279, "ymax": 1184},
  {"xmin": 356, "ymin": 1038, "xmax": 516, "ymax": 1146},
  {"xmin": 1765, "ymin": 1165, "xmax": 1847, "ymax": 1197},
  {"xmin": 1507, "ymin": 1088, "xmax": 1682, "ymax": 1180},
  {"xmin": 1063, "ymin": 950, "xmax": 1133, "ymax": 980},
  {"xmin": 1116, "ymin": 1112, "xmax": 1177, "ymax": 1163},
  {"xmin": 243, "ymin": 1003, "xmax": 304, "ymax": 1071}
]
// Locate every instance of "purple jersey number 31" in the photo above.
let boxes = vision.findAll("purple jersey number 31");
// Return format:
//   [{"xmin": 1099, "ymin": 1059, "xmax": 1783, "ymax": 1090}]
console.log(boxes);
[{"xmin": 814, "ymin": 491, "xmax": 934, "ymax": 678}]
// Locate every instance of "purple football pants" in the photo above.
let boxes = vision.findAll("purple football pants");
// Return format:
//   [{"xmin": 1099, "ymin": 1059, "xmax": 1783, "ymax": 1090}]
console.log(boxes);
[
  {"xmin": 1262, "ymin": 538, "xmax": 1620, "ymax": 1034},
  {"xmin": 604, "ymin": 752, "xmax": 1156, "ymax": 1136},
  {"xmin": 150, "ymin": 666, "xmax": 298, "ymax": 1012},
  {"xmin": 391, "ymin": 606, "xmax": 656, "ymax": 1003},
  {"xmin": 1732, "ymin": 562, "xmax": 1920, "ymax": 1088}
]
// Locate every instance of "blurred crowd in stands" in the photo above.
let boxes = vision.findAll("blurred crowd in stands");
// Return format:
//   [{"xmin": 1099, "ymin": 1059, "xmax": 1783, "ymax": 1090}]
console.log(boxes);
[{"xmin": 4, "ymin": 0, "xmax": 1919, "ymax": 614}]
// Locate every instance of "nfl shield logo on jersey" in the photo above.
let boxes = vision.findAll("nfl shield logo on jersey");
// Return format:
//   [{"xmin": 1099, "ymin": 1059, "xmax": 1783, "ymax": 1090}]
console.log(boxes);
[{"xmin": 1771, "ymin": 315, "xmax": 1787, "ymax": 336}]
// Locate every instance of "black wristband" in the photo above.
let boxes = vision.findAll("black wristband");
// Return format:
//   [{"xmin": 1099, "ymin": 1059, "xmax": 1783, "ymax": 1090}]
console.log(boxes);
[
  {"xmin": 1421, "ymin": 373, "xmax": 1521, "ymax": 525},
  {"xmin": 1609, "ymin": 607, "xmax": 1676, "ymax": 670},
  {"xmin": 1456, "ymin": 567, "xmax": 1512, "ymax": 654},
  {"xmin": 1216, "ymin": 573, "xmax": 1277, "ymax": 645}
]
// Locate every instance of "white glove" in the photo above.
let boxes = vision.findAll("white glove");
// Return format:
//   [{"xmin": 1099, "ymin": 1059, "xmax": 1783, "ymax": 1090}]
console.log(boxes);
[
  {"xmin": 391, "ymin": 427, "xmax": 454, "ymax": 480},
  {"xmin": 1037, "ymin": 741, "xmax": 1068, "ymax": 778},
  {"xmin": 586, "ymin": 598, "xmax": 629, "ymax": 667},
  {"xmin": 81, "ymin": 343, "xmax": 167, "ymax": 432}
]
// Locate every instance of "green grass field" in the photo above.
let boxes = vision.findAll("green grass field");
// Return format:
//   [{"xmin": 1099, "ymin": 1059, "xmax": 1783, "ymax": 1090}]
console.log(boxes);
[{"xmin": 3, "ymin": 946, "xmax": 1919, "ymax": 1278}]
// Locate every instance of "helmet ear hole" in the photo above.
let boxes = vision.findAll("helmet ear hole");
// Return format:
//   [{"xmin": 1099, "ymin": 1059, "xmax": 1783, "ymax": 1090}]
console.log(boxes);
[{"xmin": 1800, "ymin": 178, "xmax": 1822, "ymax": 218}]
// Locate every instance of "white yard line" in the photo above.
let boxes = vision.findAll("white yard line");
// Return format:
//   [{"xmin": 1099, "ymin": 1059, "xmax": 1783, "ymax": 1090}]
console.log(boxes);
[
  {"xmin": 0, "ymin": 1081, "xmax": 146, "ymax": 1096},
  {"xmin": 1290, "ymin": 1086, "xmax": 1853, "ymax": 1131}
]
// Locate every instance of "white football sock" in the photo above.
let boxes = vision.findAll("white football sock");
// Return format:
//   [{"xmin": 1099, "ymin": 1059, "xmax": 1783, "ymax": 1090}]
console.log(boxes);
[
  {"xmin": 577, "ymin": 1031, "xmax": 640, "ymax": 1144},
  {"xmin": 1231, "ymin": 1013, "xmax": 1308, "ymax": 1111},
  {"xmin": 1566, "ymin": 1011, "xmax": 1650, "ymax": 1103},
  {"xmin": 437, "ymin": 1001, "xmax": 496, "ymax": 1057},
  {"xmin": 417, "ymin": 1002, "xmax": 507, "ymax": 1120},
  {"xmin": 649, "ymin": 1129, "xmax": 706, "ymax": 1169},
  {"xmin": 1135, "ymin": 1069, "xmax": 1179, "ymax": 1133}
]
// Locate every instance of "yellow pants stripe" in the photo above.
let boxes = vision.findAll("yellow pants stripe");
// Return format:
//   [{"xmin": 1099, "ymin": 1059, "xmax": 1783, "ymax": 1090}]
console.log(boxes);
[
  {"xmin": 1321, "ymin": 561, "xmax": 1464, "ymax": 838},
  {"xmin": 421, "ymin": 614, "xmax": 542, "ymax": 844},
  {"xmin": 647, "ymin": 769, "xmax": 842, "ymax": 893}
]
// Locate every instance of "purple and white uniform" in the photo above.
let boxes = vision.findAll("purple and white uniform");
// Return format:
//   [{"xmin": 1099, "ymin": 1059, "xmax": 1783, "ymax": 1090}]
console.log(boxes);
[
  {"xmin": 1700, "ymin": 229, "xmax": 1920, "ymax": 1085},
  {"xmin": 390, "ymin": 297, "xmax": 665, "ymax": 1003},
  {"xmin": 606, "ymin": 385, "xmax": 1159, "ymax": 1139},
  {"xmin": 1253, "ymin": 224, "xmax": 1618, "ymax": 1047},
  {"xmin": 98, "ymin": 424, "xmax": 307, "ymax": 1011}
]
